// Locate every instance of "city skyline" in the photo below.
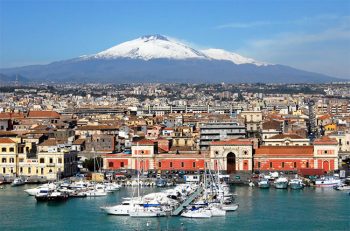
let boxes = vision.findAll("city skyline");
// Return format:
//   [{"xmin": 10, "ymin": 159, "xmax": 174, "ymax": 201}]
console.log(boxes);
[{"xmin": 0, "ymin": 0, "xmax": 349, "ymax": 79}]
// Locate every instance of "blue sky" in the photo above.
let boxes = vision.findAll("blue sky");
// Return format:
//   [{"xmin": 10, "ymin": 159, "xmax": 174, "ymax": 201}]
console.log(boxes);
[{"xmin": 0, "ymin": 0, "xmax": 349, "ymax": 79}]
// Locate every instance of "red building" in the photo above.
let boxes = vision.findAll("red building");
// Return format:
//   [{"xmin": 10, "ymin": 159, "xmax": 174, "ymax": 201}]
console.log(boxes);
[
  {"xmin": 103, "ymin": 137, "xmax": 339, "ymax": 173},
  {"xmin": 254, "ymin": 146, "xmax": 315, "ymax": 171}
]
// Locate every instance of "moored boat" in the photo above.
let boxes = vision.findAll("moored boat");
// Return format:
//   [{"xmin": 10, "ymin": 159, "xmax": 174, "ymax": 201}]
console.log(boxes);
[
  {"xmin": 274, "ymin": 177, "xmax": 289, "ymax": 189},
  {"xmin": 129, "ymin": 207, "xmax": 167, "ymax": 217},
  {"xmin": 181, "ymin": 207, "xmax": 212, "ymax": 218},
  {"xmin": 24, "ymin": 183, "xmax": 57, "ymax": 196},
  {"xmin": 11, "ymin": 177, "xmax": 25, "ymax": 187},
  {"xmin": 333, "ymin": 184, "xmax": 350, "ymax": 191},
  {"xmin": 35, "ymin": 190, "xmax": 68, "ymax": 202},
  {"xmin": 258, "ymin": 179, "xmax": 270, "ymax": 189},
  {"xmin": 315, "ymin": 176, "xmax": 342, "ymax": 187},
  {"xmin": 221, "ymin": 203, "xmax": 239, "ymax": 211},
  {"xmin": 289, "ymin": 178, "xmax": 305, "ymax": 190}
]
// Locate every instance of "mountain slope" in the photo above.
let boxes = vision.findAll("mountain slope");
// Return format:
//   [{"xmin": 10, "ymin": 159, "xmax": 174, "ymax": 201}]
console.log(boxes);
[{"xmin": 0, "ymin": 34, "xmax": 341, "ymax": 83}]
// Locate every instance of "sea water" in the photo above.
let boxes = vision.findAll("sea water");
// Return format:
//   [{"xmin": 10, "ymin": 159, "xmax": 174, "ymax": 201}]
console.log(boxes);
[{"xmin": 0, "ymin": 185, "xmax": 349, "ymax": 231}]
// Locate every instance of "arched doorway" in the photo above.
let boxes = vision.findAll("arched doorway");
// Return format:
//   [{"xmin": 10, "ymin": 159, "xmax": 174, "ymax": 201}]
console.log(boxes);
[
  {"xmin": 323, "ymin": 161, "xmax": 329, "ymax": 172},
  {"xmin": 227, "ymin": 153, "xmax": 236, "ymax": 173}
]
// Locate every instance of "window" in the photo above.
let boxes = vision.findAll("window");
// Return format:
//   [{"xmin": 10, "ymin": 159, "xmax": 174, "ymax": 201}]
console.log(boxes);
[
  {"xmin": 1, "ymin": 148, "xmax": 6, "ymax": 152},
  {"xmin": 109, "ymin": 162, "xmax": 114, "ymax": 168},
  {"xmin": 258, "ymin": 162, "xmax": 261, "ymax": 168},
  {"xmin": 20, "ymin": 167, "xmax": 23, "ymax": 173},
  {"xmin": 9, "ymin": 158, "xmax": 14, "ymax": 163},
  {"xmin": 28, "ymin": 167, "xmax": 31, "ymax": 174},
  {"xmin": 58, "ymin": 158, "xmax": 62, "ymax": 164},
  {"xmin": 270, "ymin": 162, "xmax": 273, "ymax": 168},
  {"xmin": 10, "ymin": 168, "xmax": 13, "ymax": 173},
  {"xmin": 41, "ymin": 168, "xmax": 44, "ymax": 175},
  {"xmin": 282, "ymin": 162, "xmax": 285, "ymax": 168},
  {"xmin": 1, "ymin": 158, "xmax": 6, "ymax": 163},
  {"xmin": 170, "ymin": 162, "xmax": 173, "ymax": 168},
  {"xmin": 120, "ymin": 162, "xmax": 124, "ymax": 168},
  {"xmin": 306, "ymin": 162, "xmax": 309, "ymax": 168},
  {"xmin": 192, "ymin": 162, "xmax": 196, "ymax": 168},
  {"xmin": 181, "ymin": 162, "xmax": 184, "ymax": 168},
  {"xmin": 294, "ymin": 162, "xmax": 297, "ymax": 168},
  {"xmin": 2, "ymin": 167, "xmax": 5, "ymax": 173},
  {"xmin": 40, "ymin": 158, "xmax": 44, "ymax": 163},
  {"xmin": 9, "ymin": 147, "xmax": 14, "ymax": 152},
  {"xmin": 158, "ymin": 162, "xmax": 162, "ymax": 168},
  {"xmin": 324, "ymin": 150, "xmax": 328, "ymax": 154},
  {"xmin": 19, "ymin": 158, "xmax": 24, "ymax": 162},
  {"xmin": 49, "ymin": 158, "xmax": 53, "ymax": 164}
]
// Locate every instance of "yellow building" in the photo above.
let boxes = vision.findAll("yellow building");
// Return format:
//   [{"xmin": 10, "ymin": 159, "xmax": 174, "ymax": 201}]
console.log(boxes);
[
  {"xmin": 324, "ymin": 123, "xmax": 337, "ymax": 135},
  {"xmin": 0, "ymin": 137, "xmax": 77, "ymax": 180},
  {"xmin": 0, "ymin": 138, "xmax": 19, "ymax": 176}
]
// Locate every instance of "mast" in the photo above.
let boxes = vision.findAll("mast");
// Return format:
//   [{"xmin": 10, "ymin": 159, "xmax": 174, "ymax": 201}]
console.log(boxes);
[{"xmin": 137, "ymin": 142, "xmax": 140, "ymax": 198}]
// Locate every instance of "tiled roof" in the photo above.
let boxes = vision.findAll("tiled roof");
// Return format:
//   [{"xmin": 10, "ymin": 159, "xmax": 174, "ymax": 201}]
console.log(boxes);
[
  {"xmin": 27, "ymin": 111, "xmax": 60, "ymax": 119},
  {"xmin": 211, "ymin": 139, "xmax": 253, "ymax": 146},
  {"xmin": 132, "ymin": 139, "xmax": 155, "ymax": 146},
  {"xmin": 0, "ymin": 112, "xmax": 24, "ymax": 120},
  {"xmin": 73, "ymin": 139, "xmax": 85, "ymax": 145},
  {"xmin": 0, "ymin": 138, "xmax": 16, "ymax": 144},
  {"xmin": 78, "ymin": 125, "xmax": 119, "ymax": 130},
  {"xmin": 255, "ymin": 146, "xmax": 314, "ymax": 156},
  {"xmin": 314, "ymin": 136, "xmax": 338, "ymax": 145},
  {"xmin": 0, "ymin": 131, "xmax": 17, "ymax": 136},
  {"xmin": 268, "ymin": 133, "xmax": 305, "ymax": 140},
  {"xmin": 318, "ymin": 114, "xmax": 333, "ymax": 120},
  {"xmin": 170, "ymin": 146, "xmax": 193, "ymax": 152},
  {"xmin": 262, "ymin": 120, "xmax": 281, "ymax": 130},
  {"xmin": 38, "ymin": 138, "xmax": 65, "ymax": 146}
]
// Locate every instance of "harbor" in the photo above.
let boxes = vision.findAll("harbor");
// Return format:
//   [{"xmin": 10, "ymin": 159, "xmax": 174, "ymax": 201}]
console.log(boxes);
[{"xmin": 0, "ymin": 181, "xmax": 349, "ymax": 231}]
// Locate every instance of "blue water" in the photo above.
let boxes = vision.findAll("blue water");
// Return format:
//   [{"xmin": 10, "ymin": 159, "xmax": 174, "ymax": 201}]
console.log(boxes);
[{"xmin": 0, "ymin": 185, "xmax": 349, "ymax": 231}]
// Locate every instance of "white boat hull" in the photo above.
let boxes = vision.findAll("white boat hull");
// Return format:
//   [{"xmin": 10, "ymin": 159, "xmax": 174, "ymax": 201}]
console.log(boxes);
[{"xmin": 221, "ymin": 203, "xmax": 239, "ymax": 211}]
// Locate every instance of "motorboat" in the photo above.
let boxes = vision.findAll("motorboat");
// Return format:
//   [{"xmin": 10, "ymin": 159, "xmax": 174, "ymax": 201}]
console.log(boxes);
[
  {"xmin": 315, "ymin": 176, "xmax": 342, "ymax": 187},
  {"xmin": 24, "ymin": 183, "xmax": 57, "ymax": 196},
  {"xmin": 156, "ymin": 178, "xmax": 167, "ymax": 187},
  {"xmin": 11, "ymin": 177, "xmax": 25, "ymax": 187},
  {"xmin": 221, "ymin": 203, "xmax": 239, "ymax": 211},
  {"xmin": 104, "ymin": 182, "xmax": 121, "ymax": 191},
  {"xmin": 289, "ymin": 178, "xmax": 305, "ymax": 190},
  {"xmin": 101, "ymin": 200, "xmax": 143, "ymax": 216},
  {"xmin": 129, "ymin": 206, "xmax": 167, "ymax": 217},
  {"xmin": 333, "ymin": 184, "xmax": 350, "ymax": 191},
  {"xmin": 35, "ymin": 190, "xmax": 68, "ymax": 202},
  {"xmin": 207, "ymin": 204, "xmax": 226, "ymax": 216},
  {"xmin": 181, "ymin": 207, "xmax": 212, "ymax": 218},
  {"xmin": 258, "ymin": 179, "xmax": 270, "ymax": 189},
  {"xmin": 274, "ymin": 177, "xmax": 289, "ymax": 189},
  {"xmin": 82, "ymin": 189, "xmax": 107, "ymax": 197}
]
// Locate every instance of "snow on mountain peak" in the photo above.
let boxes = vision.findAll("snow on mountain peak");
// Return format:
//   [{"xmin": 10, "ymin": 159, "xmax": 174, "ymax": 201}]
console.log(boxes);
[
  {"xmin": 201, "ymin": 48, "xmax": 268, "ymax": 66},
  {"xmin": 91, "ymin": 34, "xmax": 207, "ymax": 60},
  {"xmin": 86, "ymin": 34, "xmax": 270, "ymax": 66}
]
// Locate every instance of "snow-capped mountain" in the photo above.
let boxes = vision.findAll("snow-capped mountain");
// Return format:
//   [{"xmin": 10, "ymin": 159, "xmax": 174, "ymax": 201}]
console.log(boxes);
[
  {"xmin": 89, "ymin": 35, "xmax": 207, "ymax": 61},
  {"xmin": 85, "ymin": 34, "xmax": 267, "ymax": 66},
  {"xmin": 201, "ymin": 48, "xmax": 268, "ymax": 66},
  {"xmin": 0, "ymin": 34, "xmax": 339, "ymax": 83}
]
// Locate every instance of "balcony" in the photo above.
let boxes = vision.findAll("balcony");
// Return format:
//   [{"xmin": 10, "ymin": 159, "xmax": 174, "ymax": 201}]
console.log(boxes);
[{"xmin": 46, "ymin": 163, "xmax": 56, "ymax": 167}]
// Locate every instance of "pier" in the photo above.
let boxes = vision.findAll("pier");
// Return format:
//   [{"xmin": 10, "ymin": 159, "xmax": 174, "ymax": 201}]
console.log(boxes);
[{"xmin": 171, "ymin": 187, "xmax": 204, "ymax": 216}]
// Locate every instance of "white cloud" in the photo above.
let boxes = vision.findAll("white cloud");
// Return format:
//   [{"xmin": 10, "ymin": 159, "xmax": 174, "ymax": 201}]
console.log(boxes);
[
  {"xmin": 238, "ymin": 20, "xmax": 350, "ymax": 78},
  {"xmin": 217, "ymin": 14, "xmax": 345, "ymax": 29}
]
